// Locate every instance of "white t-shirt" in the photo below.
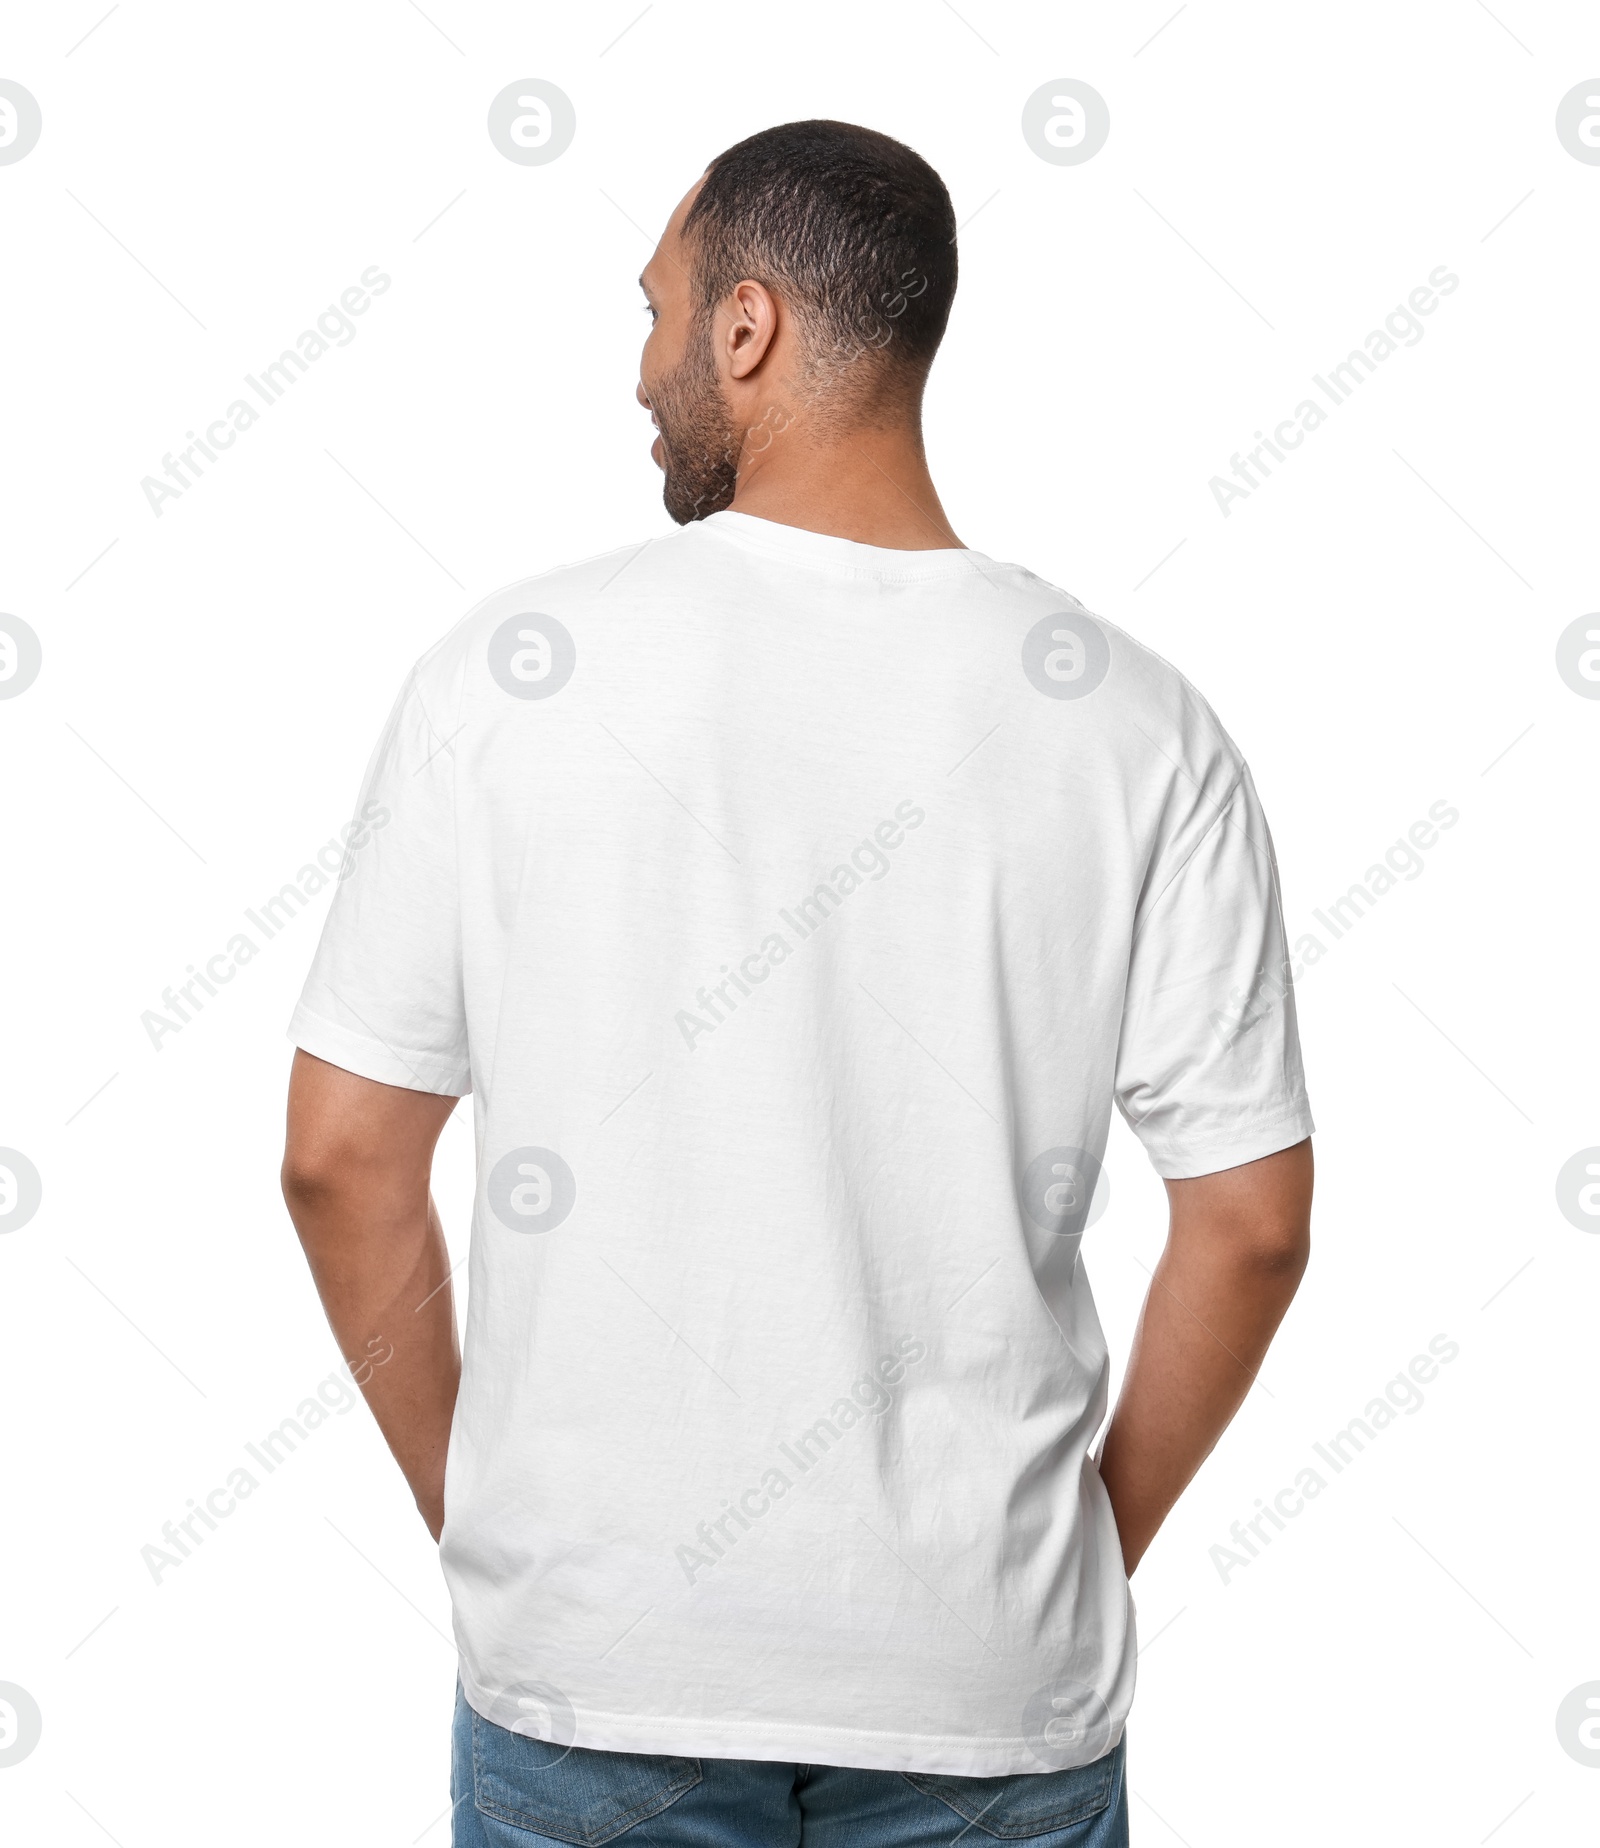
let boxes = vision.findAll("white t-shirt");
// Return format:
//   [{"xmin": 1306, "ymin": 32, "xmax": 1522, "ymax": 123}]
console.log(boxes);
[{"xmin": 290, "ymin": 510, "xmax": 1313, "ymax": 1777}]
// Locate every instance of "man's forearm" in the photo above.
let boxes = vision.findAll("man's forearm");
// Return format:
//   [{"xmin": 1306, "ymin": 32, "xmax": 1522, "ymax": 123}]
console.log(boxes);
[
  {"xmin": 1097, "ymin": 1139, "xmax": 1312, "ymax": 1575},
  {"xmin": 290, "ymin": 1187, "xmax": 459, "ymax": 1537},
  {"xmin": 282, "ymin": 1051, "xmax": 462, "ymax": 1540}
]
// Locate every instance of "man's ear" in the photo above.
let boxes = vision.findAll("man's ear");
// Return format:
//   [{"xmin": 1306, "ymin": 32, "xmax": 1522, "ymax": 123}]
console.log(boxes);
[{"xmin": 723, "ymin": 279, "xmax": 781, "ymax": 381}]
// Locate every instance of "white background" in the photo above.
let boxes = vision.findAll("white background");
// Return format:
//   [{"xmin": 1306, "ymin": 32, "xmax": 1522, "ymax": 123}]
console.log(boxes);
[{"xmin": 2, "ymin": 2, "xmax": 1597, "ymax": 1843}]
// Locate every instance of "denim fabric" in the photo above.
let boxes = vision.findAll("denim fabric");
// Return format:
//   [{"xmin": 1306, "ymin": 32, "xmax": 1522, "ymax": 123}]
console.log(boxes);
[{"xmin": 450, "ymin": 1684, "xmax": 1129, "ymax": 1847}]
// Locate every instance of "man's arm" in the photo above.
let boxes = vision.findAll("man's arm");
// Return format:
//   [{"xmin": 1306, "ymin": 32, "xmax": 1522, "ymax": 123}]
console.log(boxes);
[
  {"xmin": 281, "ymin": 1049, "xmax": 462, "ymax": 1541},
  {"xmin": 1097, "ymin": 1138, "xmax": 1312, "ymax": 1575}
]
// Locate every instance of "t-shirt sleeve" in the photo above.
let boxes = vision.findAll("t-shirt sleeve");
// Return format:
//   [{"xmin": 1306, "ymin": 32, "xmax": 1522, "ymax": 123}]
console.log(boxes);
[
  {"xmin": 287, "ymin": 666, "xmax": 470, "ymax": 1096},
  {"xmin": 1114, "ymin": 761, "xmax": 1313, "ymax": 1179}
]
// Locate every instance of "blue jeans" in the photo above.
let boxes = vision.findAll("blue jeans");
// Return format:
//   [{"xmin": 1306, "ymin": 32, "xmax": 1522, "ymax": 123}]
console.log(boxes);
[{"xmin": 451, "ymin": 1685, "xmax": 1128, "ymax": 1846}]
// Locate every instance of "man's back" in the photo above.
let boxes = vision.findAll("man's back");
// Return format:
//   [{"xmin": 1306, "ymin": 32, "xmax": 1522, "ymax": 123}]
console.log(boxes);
[{"xmin": 291, "ymin": 509, "xmax": 1312, "ymax": 1774}]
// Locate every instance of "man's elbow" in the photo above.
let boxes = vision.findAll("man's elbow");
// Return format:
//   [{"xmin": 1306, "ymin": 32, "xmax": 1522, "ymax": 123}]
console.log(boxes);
[
  {"xmin": 1168, "ymin": 1137, "xmax": 1313, "ymax": 1283},
  {"xmin": 282, "ymin": 1051, "xmax": 457, "ymax": 1251},
  {"xmin": 281, "ymin": 1142, "xmax": 336, "ymax": 1218},
  {"xmin": 280, "ymin": 1131, "xmax": 369, "ymax": 1220},
  {"xmin": 1234, "ymin": 1148, "xmax": 1313, "ymax": 1282},
  {"xmin": 1240, "ymin": 1215, "xmax": 1311, "ymax": 1283}
]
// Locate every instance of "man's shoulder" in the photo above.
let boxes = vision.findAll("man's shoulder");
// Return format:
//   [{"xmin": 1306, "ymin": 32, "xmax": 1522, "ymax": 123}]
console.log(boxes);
[
  {"xmin": 435, "ymin": 531, "xmax": 690, "ymax": 649},
  {"xmin": 1001, "ymin": 562, "xmax": 1243, "ymax": 771},
  {"xmin": 396, "ymin": 532, "xmax": 1246, "ymax": 790},
  {"xmin": 400, "ymin": 529, "xmax": 698, "ymax": 712}
]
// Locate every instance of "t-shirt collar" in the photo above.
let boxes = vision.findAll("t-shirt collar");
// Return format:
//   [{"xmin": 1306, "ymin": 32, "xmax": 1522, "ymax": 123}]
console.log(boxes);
[{"xmin": 698, "ymin": 509, "xmax": 998, "ymax": 583}]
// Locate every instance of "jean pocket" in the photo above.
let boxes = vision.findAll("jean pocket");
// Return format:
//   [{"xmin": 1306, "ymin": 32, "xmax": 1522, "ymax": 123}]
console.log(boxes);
[
  {"xmin": 899, "ymin": 1740, "xmax": 1120, "ymax": 1840},
  {"xmin": 470, "ymin": 1709, "xmax": 702, "ymax": 1846}
]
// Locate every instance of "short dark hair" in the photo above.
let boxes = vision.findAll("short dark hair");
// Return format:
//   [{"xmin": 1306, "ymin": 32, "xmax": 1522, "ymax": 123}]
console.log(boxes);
[{"xmin": 683, "ymin": 120, "xmax": 957, "ymax": 407}]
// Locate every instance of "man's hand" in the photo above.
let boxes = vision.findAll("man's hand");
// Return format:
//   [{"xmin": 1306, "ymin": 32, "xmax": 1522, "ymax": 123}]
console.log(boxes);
[
  {"xmin": 1097, "ymin": 1139, "xmax": 1312, "ymax": 1576},
  {"xmin": 281, "ymin": 1050, "xmax": 462, "ymax": 1540}
]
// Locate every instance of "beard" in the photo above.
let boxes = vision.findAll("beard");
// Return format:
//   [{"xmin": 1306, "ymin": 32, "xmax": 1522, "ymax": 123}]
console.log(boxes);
[{"xmin": 648, "ymin": 322, "xmax": 743, "ymax": 525}]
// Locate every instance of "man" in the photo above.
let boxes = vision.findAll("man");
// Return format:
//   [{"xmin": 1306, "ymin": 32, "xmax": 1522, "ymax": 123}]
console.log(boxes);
[{"xmin": 282, "ymin": 120, "xmax": 1313, "ymax": 1846}]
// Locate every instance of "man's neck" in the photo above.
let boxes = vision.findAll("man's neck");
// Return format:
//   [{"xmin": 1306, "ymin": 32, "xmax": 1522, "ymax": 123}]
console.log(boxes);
[{"xmin": 726, "ymin": 419, "xmax": 963, "ymax": 551}]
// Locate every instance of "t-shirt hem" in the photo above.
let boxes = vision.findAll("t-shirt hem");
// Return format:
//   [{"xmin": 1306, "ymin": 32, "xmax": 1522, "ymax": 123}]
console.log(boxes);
[
  {"xmin": 1142, "ymin": 1099, "xmax": 1315, "ymax": 1180},
  {"xmin": 455, "ymin": 1666, "xmax": 1126, "ymax": 1778},
  {"xmin": 288, "ymin": 1002, "xmax": 470, "ymax": 1097}
]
